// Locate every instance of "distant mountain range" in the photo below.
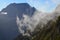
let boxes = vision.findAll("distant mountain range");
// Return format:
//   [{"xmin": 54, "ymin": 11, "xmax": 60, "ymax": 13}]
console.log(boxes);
[{"xmin": 0, "ymin": 3, "xmax": 36, "ymax": 40}]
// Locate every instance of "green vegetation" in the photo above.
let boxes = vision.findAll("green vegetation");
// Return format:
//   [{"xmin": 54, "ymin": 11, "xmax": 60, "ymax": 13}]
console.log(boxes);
[{"xmin": 32, "ymin": 16, "xmax": 60, "ymax": 40}]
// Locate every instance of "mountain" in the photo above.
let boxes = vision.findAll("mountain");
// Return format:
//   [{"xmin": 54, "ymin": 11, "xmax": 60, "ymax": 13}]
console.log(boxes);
[
  {"xmin": 0, "ymin": 3, "xmax": 36, "ymax": 40},
  {"xmin": 15, "ymin": 4, "xmax": 60, "ymax": 40},
  {"xmin": 1, "ymin": 3, "xmax": 35, "ymax": 19}
]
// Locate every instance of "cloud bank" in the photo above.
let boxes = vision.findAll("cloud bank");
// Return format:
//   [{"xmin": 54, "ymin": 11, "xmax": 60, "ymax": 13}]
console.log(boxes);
[{"xmin": 16, "ymin": 10, "xmax": 59, "ymax": 36}]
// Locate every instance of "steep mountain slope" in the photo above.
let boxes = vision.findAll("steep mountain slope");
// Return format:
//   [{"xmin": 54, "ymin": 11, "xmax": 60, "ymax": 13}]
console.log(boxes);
[
  {"xmin": 32, "ymin": 16, "xmax": 60, "ymax": 40},
  {"xmin": 0, "ymin": 3, "xmax": 36, "ymax": 40},
  {"xmin": 32, "ymin": 4, "xmax": 60, "ymax": 40}
]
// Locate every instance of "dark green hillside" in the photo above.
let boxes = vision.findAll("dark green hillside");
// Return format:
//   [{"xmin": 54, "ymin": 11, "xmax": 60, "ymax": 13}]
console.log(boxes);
[{"xmin": 32, "ymin": 16, "xmax": 60, "ymax": 40}]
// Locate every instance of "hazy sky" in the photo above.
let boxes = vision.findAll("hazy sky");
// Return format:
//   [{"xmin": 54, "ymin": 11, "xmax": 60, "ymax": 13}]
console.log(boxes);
[{"xmin": 0, "ymin": 0, "xmax": 60, "ymax": 12}]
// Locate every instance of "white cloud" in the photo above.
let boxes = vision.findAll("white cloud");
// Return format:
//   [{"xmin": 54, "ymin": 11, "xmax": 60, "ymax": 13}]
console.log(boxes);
[
  {"xmin": 51, "ymin": 0, "xmax": 60, "ymax": 4},
  {"xmin": 16, "ymin": 0, "xmax": 60, "ymax": 36},
  {"xmin": 16, "ymin": 11, "xmax": 44, "ymax": 36},
  {"xmin": 16, "ymin": 7, "xmax": 60, "ymax": 36},
  {"xmin": 16, "ymin": 10, "xmax": 51, "ymax": 36}
]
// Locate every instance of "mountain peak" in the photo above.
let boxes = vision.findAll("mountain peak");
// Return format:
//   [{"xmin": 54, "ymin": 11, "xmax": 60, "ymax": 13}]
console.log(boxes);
[
  {"xmin": 8, "ymin": 3, "xmax": 30, "ymax": 7},
  {"xmin": 1, "ymin": 3, "xmax": 36, "ymax": 18}
]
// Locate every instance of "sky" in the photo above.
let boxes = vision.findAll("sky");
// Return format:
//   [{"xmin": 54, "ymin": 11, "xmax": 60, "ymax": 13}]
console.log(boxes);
[{"xmin": 0, "ymin": 0, "xmax": 60, "ymax": 12}]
